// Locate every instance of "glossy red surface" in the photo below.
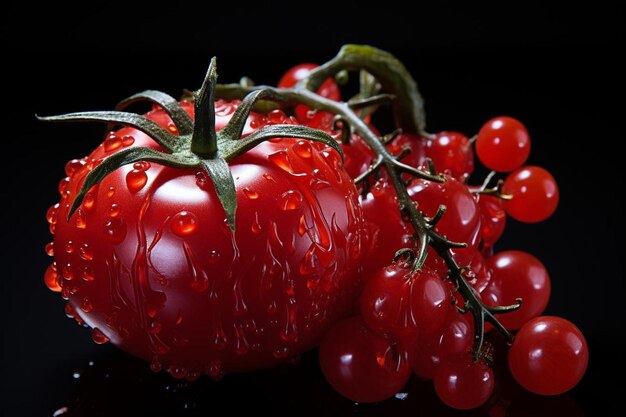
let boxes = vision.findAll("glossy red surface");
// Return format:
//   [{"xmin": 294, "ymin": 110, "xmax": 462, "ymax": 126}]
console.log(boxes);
[
  {"xmin": 476, "ymin": 116, "xmax": 530, "ymax": 172},
  {"xmin": 319, "ymin": 316, "xmax": 411, "ymax": 403},
  {"xmin": 502, "ymin": 166, "xmax": 559, "ymax": 223},
  {"xmin": 508, "ymin": 316, "xmax": 589, "ymax": 395},
  {"xmin": 434, "ymin": 353, "xmax": 495, "ymax": 409}
]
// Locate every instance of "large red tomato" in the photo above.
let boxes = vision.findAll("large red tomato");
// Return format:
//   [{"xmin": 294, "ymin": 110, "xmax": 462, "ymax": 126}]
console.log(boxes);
[{"xmin": 45, "ymin": 98, "xmax": 367, "ymax": 380}]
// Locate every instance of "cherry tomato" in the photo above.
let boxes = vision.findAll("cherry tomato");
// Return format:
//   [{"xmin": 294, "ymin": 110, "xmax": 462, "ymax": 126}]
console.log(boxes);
[
  {"xmin": 502, "ymin": 166, "xmax": 559, "ymax": 223},
  {"xmin": 476, "ymin": 116, "xmax": 530, "ymax": 172},
  {"xmin": 319, "ymin": 316, "xmax": 411, "ymax": 403},
  {"xmin": 508, "ymin": 316, "xmax": 588, "ymax": 395},
  {"xmin": 425, "ymin": 131, "xmax": 474, "ymax": 182},
  {"xmin": 434, "ymin": 353, "xmax": 495, "ymax": 410},
  {"xmin": 482, "ymin": 251, "xmax": 550, "ymax": 330}
]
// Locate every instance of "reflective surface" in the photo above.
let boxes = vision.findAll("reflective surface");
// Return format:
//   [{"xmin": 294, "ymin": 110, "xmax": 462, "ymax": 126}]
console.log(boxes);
[{"xmin": 38, "ymin": 347, "xmax": 590, "ymax": 417}]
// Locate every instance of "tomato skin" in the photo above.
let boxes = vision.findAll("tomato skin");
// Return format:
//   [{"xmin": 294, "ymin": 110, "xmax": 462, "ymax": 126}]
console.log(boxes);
[
  {"xmin": 319, "ymin": 316, "xmax": 411, "ymax": 403},
  {"xmin": 476, "ymin": 116, "xmax": 530, "ymax": 172},
  {"xmin": 502, "ymin": 166, "xmax": 559, "ymax": 223},
  {"xmin": 48, "ymin": 102, "xmax": 367, "ymax": 377},
  {"xmin": 434, "ymin": 353, "xmax": 495, "ymax": 409},
  {"xmin": 425, "ymin": 131, "xmax": 474, "ymax": 182},
  {"xmin": 482, "ymin": 251, "xmax": 550, "ymax": 330},
  {"xmin": 508, "ymin": 316, "xmax": 588, "ymax": 395},
  {"xmin": 360, "ymin": 264, "xmax": 450, "ymax": 345}
]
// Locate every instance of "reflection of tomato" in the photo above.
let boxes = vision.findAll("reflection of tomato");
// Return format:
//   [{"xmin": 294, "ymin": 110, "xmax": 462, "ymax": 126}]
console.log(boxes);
[{"xmin": 45, "ymin": 100, "xmax": 368, "ymax": 379}]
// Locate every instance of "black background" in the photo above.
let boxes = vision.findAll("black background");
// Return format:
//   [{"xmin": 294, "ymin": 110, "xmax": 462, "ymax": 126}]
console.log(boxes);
[{"xmin": 1, "ymin": 2, "xmax": 624, "ymax": 416}]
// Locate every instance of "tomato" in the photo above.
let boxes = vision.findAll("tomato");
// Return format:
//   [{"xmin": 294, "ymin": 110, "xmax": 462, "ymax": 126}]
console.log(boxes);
[
  {"xmin": 360, "ymin": 263, "xmax": 450, "ymax": 345},
  {"xmin": 386, "ymin": 132, "xmax": 426, "ymax": 169},
  {"xmin": 482, "ymin": 251, "xmax": 550, "ymax": 330},
  {"xmin": 46, "ymin": 99, "xmax": 368, "ymax": 379},
  {"xmin": 502, "ymin": 166, "xmax": 559, "ymax": 223},
  {"xmin": 434, "ymin": 353, "xmax": 495, "ymax": 409},
  {"xmin": 424, "ymin": 131, "xmax": 474, "ymax": 182},
  {"xmin": 474, "ymin": 193, "xmax": 506, "ymax": 249},
  {"xmin": 319, "ymin": 316, "xmax": 411, "ymax": 403},
  {"xmin": 359, "ymin": 178, "xmax": 412, "ymax": 277},
  {"xmin": 508, "ymin": 316, "xmax": 588, "ymax": 395},
  {"xmin": 412, "ymin": 308, "xmax": 474, "ymax": 380},
  {"xmin": 476, "ymin": 116, "xmax": 530, "ymax": 172},
  {"xmin": 278, "ymin": 63, "xmax": 340, "ymax": 130}
]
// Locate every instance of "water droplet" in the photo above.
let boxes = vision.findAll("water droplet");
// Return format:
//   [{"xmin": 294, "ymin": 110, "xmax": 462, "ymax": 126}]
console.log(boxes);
[
  {"xmin": 213, "ymin": 321, "xmax": 228, "ymax": 350},
  {"xmin": 233, "ymin": 323, "xmax": 249, "ymax": 355},
  {"xmin": 79, "ymin": 243, "xmax": 93, "ymax": 261},
  {"xmin": 279, "ymin": 190, "xmax": 303, "ymax": 211},
  {"xmin": 44, "ymin": 263, "xmax": 62, "ymax": 292},
  {"xmin": 64, "ymin": 241, "xmax": 74, "ymax": 254},
  {"xmin": 195, "ymin": 171, "xmax": 210, "ymax": 190},
  {"xmin": 243, "ymin": 187, "xmax": 259, "ymax": 200},
  {"xmin": 268, "ymin": 150, "xmax": 294, "ymax": 174},
  {"xmin": 207, "ymin": 360, "xmax": 223, "ymax": 381},
  {"xmin": 150, "ymin": 356, "xmax": 162, "ymax": 372},
  {"xmin": 267, "ymin": 301, "xmax": 277, "ymax": 315},
  {"xmin": 61, "ymin": 287, "xmax": 70, "ymax": 300},
  {"xmin": 62, "ymin": 264, "xmax": 74, "ymax": 280},
  {"xmin": 133, "ymin": 161, "xmax": 151, "ymax": 171},
  {"xmin": 299, "ymin": 246, "xmax": 316, "ymax": 275},
  {"xmin": 45, "ymin": 242, "xmax": 54, "ymax": 256},
  {"xmin": 126, "ymin": 169, "xmax": 148, "ymax": 192},
  {"xmin": 268, "ymin": 109, "xmax": 286, "ymax": 124},
  {"xmin": 122, "ymin": 135, "xmax": 135, "ymax": 146},
  {"xmin": 208, "ymin": 250, "xmax": 221, "ymax": 265},
  {"xmin": 148, "ymin": 321, "xmax": 162, "ymax": 334},
  {"xmin": 171, "ymin": 211, "xmax": 198, "ymax": 237},
  {"xmin": 167, "ymin": 122, "xmax": 178, "ymax": 133},
  {"xmin": 75, "ymin": 208, "xmax": 87, "ymax": 229},
  {"xmin": 298, "ymin": 215, "xmax": 308, "ymax": 237},
  {"xmin": 107, "ymin": 203, "xmax": 121, "ymax": 218},
  {"xmin": 280, "ymin": 298, "xmax": 299, "ymax": 343},
  {"xmin": 65, "ymin": 303, "xmax": 75, "ymax": 318},
  {"xmin": 81, "ymin": 297, "xmax": 93, "ymax": 312},
  {"xmin": 58, "ymin": 177, "xmax": 70, "ymax": 195},
  {"xmin": 104, "ymin": 134, "xmax": 122, "ymax": 152},
  {"xmin": 168, "ymin": 365, "xmax": 187, "ymax": 379},
  {"xmin": 82, "ymin": 266, "xmax": 94, "ymax": 281},
  {"xmin": 175, "ymin": 310, "xmax": 184, "ymax": 326},
  {"xmin": 250, "ymin": 212, "xmax": 262, "ymax": 235},
  {"xmin": 104, "ymin": 218, "xmax": 127, "ymax": 244},
  {"xmin": 69, "ymin": 286, "xmax": 80, "ymax": 295},
  {"xmin": 91, "ymin": 328, "xmax": 110, "ymax": 344},
  {"xmin": 83, "ymin": 192, "xmax": 95, "ymax": 210},
  {"xmin": 273, "ymin": 346, "xmax": 290, "ymax": 359},
  {"xmin": 262, "ymin": 173, "xmax": 275, "ymax": 184},
  {"xmin": 107, "ymin": 187, "xmax": 115, "ymax": 198},
  {"xmin": 65, "ymin": 159, "xmax": 86, "ymax": 176},
  {"xmin": 46, "ymin": 203, "xmax": 59, "ymax": 224},
  {"xmin": 293, "ymin": 140, "xmax": 312, "ymax": 159}
]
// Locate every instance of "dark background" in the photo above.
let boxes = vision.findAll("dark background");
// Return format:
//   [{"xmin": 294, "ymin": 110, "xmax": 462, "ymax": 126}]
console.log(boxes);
[{"xmin": 1, "ymin": 2, "xmax": 623, "ymax": 416}]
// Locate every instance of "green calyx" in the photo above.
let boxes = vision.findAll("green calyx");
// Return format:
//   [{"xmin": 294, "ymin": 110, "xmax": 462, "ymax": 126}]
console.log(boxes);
[{"xmin": 39, "ymin": 58, "xmax": 341, "ymax": 232}]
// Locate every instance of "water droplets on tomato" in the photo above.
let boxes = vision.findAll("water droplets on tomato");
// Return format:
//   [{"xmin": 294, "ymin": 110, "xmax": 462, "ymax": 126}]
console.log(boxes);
[
  {"xmin": 280, "ymin": 298, "xmax": 299, "ymax": 342},
  {"xmin": 126, "ymin": 169, "xmax": 148, "ymax": 193},
  {"xmin": 273, "ymin": 346, "xmax": 290, "ymax": 359},
  {"xmin": 64, "ymin": 241, "xmax": 74, "ymax": 254},
  {"xmin": 243, "ymin": 187, "xmax": 259, "ymax": 200},
  {"xmin": 45, "ymin": 242, "xmax": 54, "ymax": 256},
  {"xmin": 268, "ymin": 150, "xmax": 294, "ymax": 174},
  {"xmin": 75, "ymin": 208, "xmax": 87, "ymax": 229},
  {"xmin": 45, "ymin": 263, "xmax": 62, "ymax": 292},
  {"xmin": 62, "ymin": 264, "xmax": 74, "ymax": 280},
  {"xmin": 104, "ymin": 218, "xmax": 126, "ymax": 244},
  {"xmin": 251, "ymin": 212, "xmax": 262, "ymax": 235},
  {"xmin": 122, "ymin": 135, "xmax": 135, "ymax": 146},
  {"xmin": 65, "ymin": 159, "xmax": 86, "ymax": 176},
  {"xmin": 279, "ymin": 190, "xmax": 303, "ymax": 211},
  {"xmin": 81, "ymin": 297, "xmax": 93, "ymax": 312},
  {"xmin": 262, "ymin": 172, "xmax": 276, "ymax": 182},
  {"xmin": 82, "ymin": 266, "xmax": 95, "ymax": 281},
  {"xmin": 58, "ymin": 177, "xmax": 70, "ymax": 195},
  {"xmin": 104, "ymin": 134, "xmax": 122, "ymax": 152},
  {"xmin": 268, "ymin": 109, "xmax": 287, "ymax": 124},
  {"xmin": 83, "ymin": 192, "xmax": 95, "ymax": 210},
  {"xmin": 293, "ymin": 140, "xmax": 313, "ymax": 159},
  {"xmin": 195, "ymin": 171, "xmax": 210, "ymax": 190},
  {"xmin": 133, "ymin": 161, "xmax": 151, "ymax": 171},
  {"xmin": 91, "ymin": 328, "xmax": 110, "ymax": 344},
  {"xmin": 78, "ymin": 243, "xmax": 93, "ymax": 261},
  {"xmin": 106, "ymin": 187, "xmax": 115, "ymax": 198},
  {"xmin": 171, "ymin": 211, "xmax": 198, "ymax": 237},
  {"xmin": 47, "ymin": 203, "xmax": 59, "ymax": 224}
]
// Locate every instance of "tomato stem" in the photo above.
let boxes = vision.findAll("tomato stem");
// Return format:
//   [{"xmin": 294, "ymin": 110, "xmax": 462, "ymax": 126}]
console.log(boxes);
[{"xmin": 191, "ymin": 57, "xmax": 219, "ymax": 159}]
